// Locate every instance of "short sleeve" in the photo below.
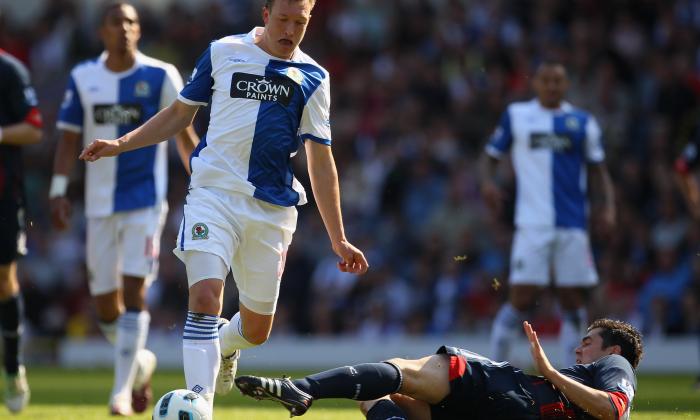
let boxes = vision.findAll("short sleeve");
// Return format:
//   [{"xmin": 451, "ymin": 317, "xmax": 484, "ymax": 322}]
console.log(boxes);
[
  {"xmin": 56, "ymin": 74, "xmax": 83, "ymax": 133},
  {"xmin": 593, "ymin": 357, "xmax": 636, "ymax": 419},
  {"xmin": 160, "ymin": 64, "xmax": 184, "ymax": 110},
  {"xmin": 299, "ymin": 76, "xmax": 331, "ymax": 146},
  {"xmin": 485, "ymin": 109, "xmax": 513, "ymax": 158},
  {"xmin": 178, "ymin": 46, "xmax": 213, "ymax": 106},
  {"xmin": 1, "ymin": 57, "xmax": 41, "ymax": 128},
  {"xmin": 585, "ymin": 115, "xmax": 605, "ymax": 163}
]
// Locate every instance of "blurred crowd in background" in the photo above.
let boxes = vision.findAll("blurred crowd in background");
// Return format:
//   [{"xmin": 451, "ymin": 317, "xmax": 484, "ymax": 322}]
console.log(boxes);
[{"xmin": 2, "ymin": 0, "xmax": 700, "ymax": 356}]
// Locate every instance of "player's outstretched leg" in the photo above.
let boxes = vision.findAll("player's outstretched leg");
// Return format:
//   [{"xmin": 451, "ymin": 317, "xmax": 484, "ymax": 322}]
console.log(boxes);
[{"xmin": 235, "ymin": 375, "xmax": 313, "ymax": 417}]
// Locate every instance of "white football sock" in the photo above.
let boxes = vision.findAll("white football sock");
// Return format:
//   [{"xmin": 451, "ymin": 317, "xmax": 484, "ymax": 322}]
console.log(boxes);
[
  {"xmin": 560, "ymin": 307, "xmax": 587, "ymax": 366},
  {"xmin": 110, "ymin": 310, "xmax": 150, "ymax": 403},
  {"xmin": 219, "ymin": 312, "xmax": 257, "ymax": 356},
  {"xmin": 98, "ymin": 319, "xmax": 117, "ymax": 345},
  {"xmin": 490, "ymin": 303, "xmax": 525, "ymax": 361},
  {"xmin": 183, "ymin": 312, "xmax": 220, "ymax": 406}
]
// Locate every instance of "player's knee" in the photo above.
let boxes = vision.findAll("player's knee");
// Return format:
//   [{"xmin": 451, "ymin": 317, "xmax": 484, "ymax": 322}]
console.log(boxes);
[{"xmin": 188, "ymin": 289, "xmax": 221, "ymax": 315}]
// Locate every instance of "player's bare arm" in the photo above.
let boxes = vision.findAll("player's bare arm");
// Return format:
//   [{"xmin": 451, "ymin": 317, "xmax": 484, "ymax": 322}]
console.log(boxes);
[
  {"xmin": 305, "ymin": 140, "xmax": 368, "ymax": 274},
  {"xmin": 80, "ymin": 99, "xmax": 198, "ymax": 161},
  {"xmin": 174, "ymin": 125, "xmax": 199, "ymax": 175},
  {"xmin": 50, "ymin": 130, "xmax": 82, "ymax": 230},
  {"xmin": 524, "ymin": 322, "xmax": 618, "ymax": 420},
  {"xmin": 589, "ymin": 162, "xmax": 616, "ymax": 232},
  {"xmin": 0, "ymin": 121, "xmax": 42, "ymax": 146},
  {"xmin": 479, "ymin": 154, "xmax": 503, "ymax": 217}
]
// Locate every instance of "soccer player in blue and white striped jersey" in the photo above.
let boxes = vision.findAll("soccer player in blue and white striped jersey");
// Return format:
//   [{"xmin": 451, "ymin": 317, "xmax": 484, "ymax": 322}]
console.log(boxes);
[
  {"xmin": 49, "ymin": 3, "xmax": 198, "ymax": 415},
  {"xmin": 80, "ymin": 0, "xmax": 369, "ymax": 410},
  {"xmin": 481, "ymin": 61, "xmax": 615, "ymax": 368}
]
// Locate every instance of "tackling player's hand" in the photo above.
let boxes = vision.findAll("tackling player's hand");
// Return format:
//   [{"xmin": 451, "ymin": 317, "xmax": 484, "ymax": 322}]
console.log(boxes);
[
  {"xmin": 79, "ymin": 138, "xmax": 122, "ymax": 161},
  {"xmin": 524, "ymin": 321, "xmax": 556, "ymax": 379},
  {"xmin": 50, "ymin": 196, "xmax": 72, "ymax": 231},
  {"xmin": 332, "ymin": 239, "xmax": 369, "ymax": 274}
]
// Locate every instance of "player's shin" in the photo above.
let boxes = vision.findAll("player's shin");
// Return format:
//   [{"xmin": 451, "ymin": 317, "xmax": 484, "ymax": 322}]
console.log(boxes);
[
  {"xmin": 490, "ymin": 302, "xmax": 525, "ymax": 361},
  {"xmin": 295, "ymin": 362, "xmax": 402, "ymax": 400},
  {"xmin": 111, "ymin": 310, "xmax": 150, "ymax": 404},
  {"xmin": 0, "ymin": 294, "xmax": 23, "ymax": 374},
  {"xmin": 183, "ymin": 312, "xmax": 220, "ymax": 407},
  {"xmin": 560, "ymin": 307, "xmax": 587, "ymax": 366}
]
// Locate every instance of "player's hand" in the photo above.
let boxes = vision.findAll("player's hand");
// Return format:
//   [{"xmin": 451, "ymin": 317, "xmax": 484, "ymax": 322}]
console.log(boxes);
[
  {"xmin": 79, "ymin": 139, "xmax": 123, "ymax": 161},
  {"xmin": 480, "ymin": 179, "xmax": 503, "ymax": 216},
  {"xmin": 332, "ymin": 239, "xmax": 369, "ymax": 274},
  {"xmin": 50, "ymin": 196, "xmax": 72, "ymax": 231},
  {"xmin": 523, "ymin": 321, "xmax": 556, "ymax": 379}
]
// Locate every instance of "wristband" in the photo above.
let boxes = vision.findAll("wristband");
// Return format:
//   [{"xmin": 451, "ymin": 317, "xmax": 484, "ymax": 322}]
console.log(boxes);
[{"xmin": 49, "ymin": 175, "xmax": 69, "ymax": 198}]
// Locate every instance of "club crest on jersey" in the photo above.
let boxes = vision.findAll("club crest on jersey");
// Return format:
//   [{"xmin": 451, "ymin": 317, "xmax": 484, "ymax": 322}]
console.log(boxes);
[
  {"xmin": 286, "ymin": 67, "xmax": 304, "ymax": 85},
  {"xmin": 192, "ymin": 223, "xmax": 209, "ymax": 240},
  {"xmin": 134, "ymin": 81, "xmax": 151, "ymax": 97},
  {"xmin": 565, "ymin": 116, "xmax": 580, "ymax": 131},
  {"xmin": 230, "ymin": 72, "xmax": 295, "ymax": 106}
]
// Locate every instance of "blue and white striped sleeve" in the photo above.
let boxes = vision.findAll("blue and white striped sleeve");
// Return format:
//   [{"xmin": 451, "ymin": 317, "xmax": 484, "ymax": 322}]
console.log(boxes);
[
  {"xmin": 178, "ymin": 46, "xmax": 213, "ymax": 106},
  {"xmin": 300, "ymin": 76, "xmax": 331, "ymax": 146},
  {"xmin": 485, "ymin": 109, "xmax": 513, "ymax": 158},
  {"xmin": 56, "ymin": 74, "xmax": 83, "ymax": 133}
]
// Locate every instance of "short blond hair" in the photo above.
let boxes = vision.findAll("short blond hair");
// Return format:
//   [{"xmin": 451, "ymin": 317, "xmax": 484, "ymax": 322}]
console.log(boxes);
[{"xmin": 264, "ymin": 0, "xmax": 316, "ymax": 10}]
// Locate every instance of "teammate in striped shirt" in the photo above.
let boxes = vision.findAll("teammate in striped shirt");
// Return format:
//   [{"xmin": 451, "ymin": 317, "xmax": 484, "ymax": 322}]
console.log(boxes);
[
  {"xmin": 80, "ymin": 0, "xmax": 368, "ymax": 410},
  {"xmin": 49, "ymin": 3, "xmax": 198, "ymax": 415},
  {"xmin": 481, "ymin": 61, "xmax": 616, "ymax": 367}
]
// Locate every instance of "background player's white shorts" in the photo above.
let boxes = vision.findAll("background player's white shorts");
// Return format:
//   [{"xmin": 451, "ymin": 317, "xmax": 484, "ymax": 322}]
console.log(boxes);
[
  {"xmin": 173, "ymin": 187, "xmax": 297, "ymax": 315},
  {"xmin": 86, "ymin": 202, "xmax": 167, "ymax": 296},
  {"xmin": 509, "ymin": 227, "xmax": 598, "ymax": 287}
]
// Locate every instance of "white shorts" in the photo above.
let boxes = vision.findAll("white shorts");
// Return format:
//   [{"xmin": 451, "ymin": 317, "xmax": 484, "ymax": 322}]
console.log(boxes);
[
  {"xmin": 86, "ymin": 202, "xmax": 167, "ymax": 296},
  {"xmin": 509, "ymin": 227, "xmax": 598, "ymax": 287},
  {"xmin": 174, "ymin": 187, "xmax": 297, "ymax": 315}
]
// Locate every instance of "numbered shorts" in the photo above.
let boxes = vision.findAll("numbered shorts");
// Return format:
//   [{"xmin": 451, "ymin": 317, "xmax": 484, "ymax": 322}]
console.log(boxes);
[
  {"xmin": 173, "ymin": 187, "xmax": 297, "ymax": 315},
  {"xmin": 0, "ymin": 202, "xmax": 26, "ymax": 264},
  {"xmin": 509, "ymin": 227, "xmax": 598, "ymax": 287},
  {"xmin": 86, "ymin": 203, "xmax": 167, "ymax": 296}
]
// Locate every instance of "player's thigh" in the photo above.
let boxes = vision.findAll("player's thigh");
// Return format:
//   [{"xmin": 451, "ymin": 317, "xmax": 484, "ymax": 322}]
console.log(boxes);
[
  {"xmin": 552, "ymin": 229, "xmax": 598, "ymax": 287},
  {"xmin": 174, "ymin": 187, "xmax": 238, "ymax": 286},
  {"xmin": 121, "ymin": 203, "xmax": 168, "ymax": 284},
  {"xmin": 231, "ymin": 199, "xmax": 296, "ymax": 316},
  {"xmin": 391, "ymin": 394, "xmax": 432, "ymax": 420},
  {"xmin": 87, "ymin": 215, "xmax": 120, "ymax": 296},
  {"xmin": 509, "ymin": 227, "xmax": 554, "ymax": 286},
  {"xmin": 388, "ymin": 354, "xmax": 450, "ymax": 404}
]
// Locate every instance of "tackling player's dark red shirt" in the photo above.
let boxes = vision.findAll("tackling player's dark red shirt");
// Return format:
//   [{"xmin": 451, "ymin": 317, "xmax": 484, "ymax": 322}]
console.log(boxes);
[
  {"xmin": 434, "ymin": 346, "xmax": 636, "ymax": 420},
  {"xmin": 0, "ymin": 49, "xmax": 42, "ymax": 206}
]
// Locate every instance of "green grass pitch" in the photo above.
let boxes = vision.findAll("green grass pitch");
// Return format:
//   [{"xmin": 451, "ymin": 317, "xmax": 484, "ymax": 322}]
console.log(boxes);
[{"xmin": 1, "ymin": 367, "xmax": 698, "ymax": 419}]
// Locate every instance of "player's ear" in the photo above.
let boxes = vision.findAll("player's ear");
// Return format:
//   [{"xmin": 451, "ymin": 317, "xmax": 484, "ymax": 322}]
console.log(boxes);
[
  {"xmin": 607, "ymin": 344, "xmax": 622, "ymax": 356},
  {"xmin": 262, "ymin": 5, "xmax": 270, "ymax": 24}
]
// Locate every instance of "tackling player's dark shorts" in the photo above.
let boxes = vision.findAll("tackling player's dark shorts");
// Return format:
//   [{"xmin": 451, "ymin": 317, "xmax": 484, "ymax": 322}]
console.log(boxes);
[
  {"xmin": 0, "ymin": 201, "xmax": 25, "ymax": 264},
  {"xmin": 429, "ymin": 346, "xmax": 572, "ymax": 420}
]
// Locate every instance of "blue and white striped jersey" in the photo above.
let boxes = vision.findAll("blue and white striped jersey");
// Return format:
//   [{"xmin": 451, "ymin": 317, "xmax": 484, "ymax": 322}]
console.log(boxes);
[
  {"xmin": 178, "ymin": 27, "xmax": 331, "ymax": 207},
  {"xmin": 486, "ymin": 99, "xmax": 605, "ymax": 229},
  {"xmin": 57, "ymin": 52, "xmax": 183, "ymax": 217}
]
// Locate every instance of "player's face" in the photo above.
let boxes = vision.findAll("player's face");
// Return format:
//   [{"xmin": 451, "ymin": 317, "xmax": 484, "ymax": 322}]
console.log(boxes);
[
  {"xmin": 533, "ymin": 64, "xmax": 568, "ymax": 109},
  {"xmin": 100, "ymin": 4, "xmax": 140, "ymax": 55},
  {"xmin": 575, "ymin": 328, "xmax": 617, "ymax": 364},
  {"xmin": 261, "ymin": 0, "xmax": 313, "ymax": 59}
]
